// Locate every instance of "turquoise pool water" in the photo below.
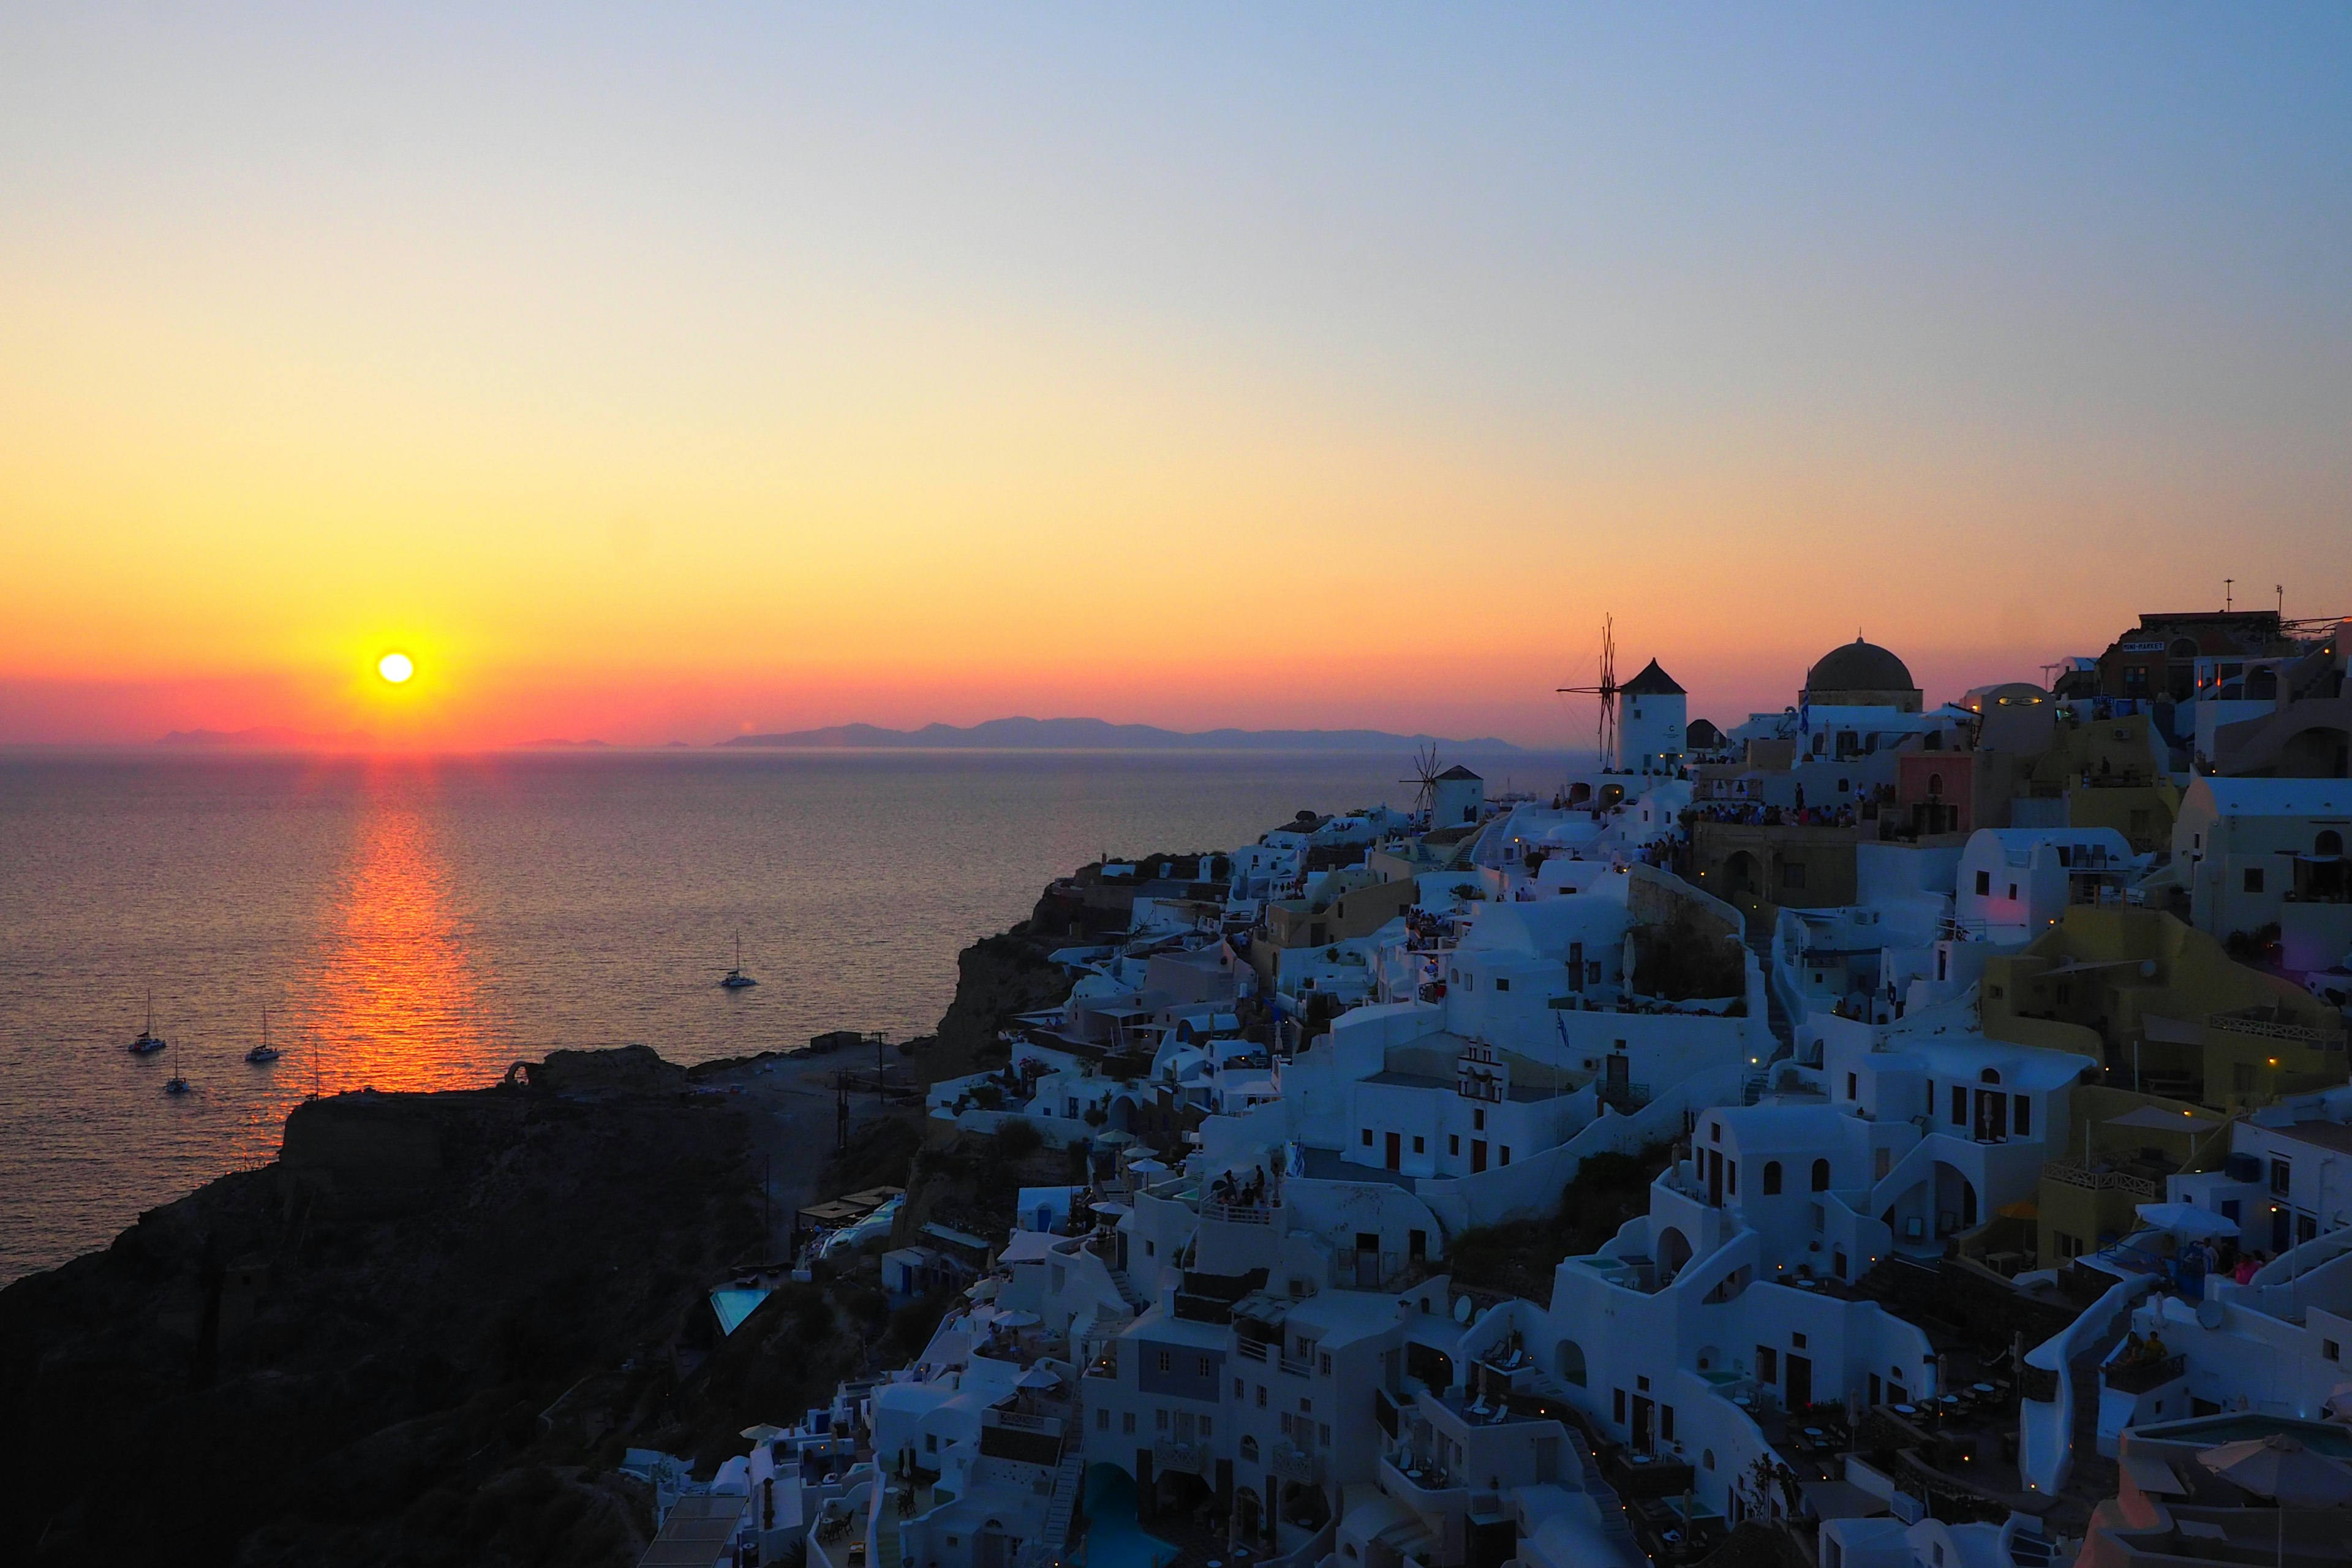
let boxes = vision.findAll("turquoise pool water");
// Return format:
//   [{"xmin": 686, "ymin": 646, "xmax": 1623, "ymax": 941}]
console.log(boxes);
[{"xmin": 1079, "ymin": 1466, "xmax": 1179, "ymax": 1568}]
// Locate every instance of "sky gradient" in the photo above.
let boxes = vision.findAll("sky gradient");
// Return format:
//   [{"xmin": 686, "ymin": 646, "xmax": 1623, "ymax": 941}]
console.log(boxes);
[{"xmin": 4, "ymin": 5, "xmax": 2349, "ymax": 747}]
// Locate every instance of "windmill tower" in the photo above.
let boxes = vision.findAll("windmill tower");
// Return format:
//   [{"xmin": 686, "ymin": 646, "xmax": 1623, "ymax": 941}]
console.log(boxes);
[{"xmin": 1557, "ymin": 616, "xmax": 1622, "ymax": 771}]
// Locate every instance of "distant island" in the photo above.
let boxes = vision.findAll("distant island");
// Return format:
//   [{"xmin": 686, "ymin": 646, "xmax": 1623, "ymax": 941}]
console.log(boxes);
[
  {"xmin": 157, "ymin": 726, "xmax": 374, "ymax": 748},
  {"xmin": 510, "ymin": 737, "xmax": 614, "ymax": 749},
  {"xmin": 721, "ymin": 716, "xmax": 1525, "ymax": 751}
]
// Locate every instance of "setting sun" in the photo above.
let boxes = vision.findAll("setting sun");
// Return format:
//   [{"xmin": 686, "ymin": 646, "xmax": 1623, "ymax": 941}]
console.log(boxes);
[{"xmin": 378, "ymin": 652, "xmax": 415, "ymax": 685}]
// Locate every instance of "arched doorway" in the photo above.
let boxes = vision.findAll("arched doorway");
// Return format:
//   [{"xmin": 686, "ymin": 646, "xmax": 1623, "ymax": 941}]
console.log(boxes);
[
  {"xmin": 1556, "ymin": 1339, "xmax": 1588, "ymax": 1386},
  {"xmin": 1655, "ymin": 1226, "xmax": 1694, "ymax": 1283},
  {"xmin": 1233, "ymin": 1487, "xmax": 1262, "ymax": 1545},
  {"xmin": 1726, "ymin": 852, "xmax": 1760, "ymax": 896},
  {"xmin": 1933, "ymin": 1163, "xmax": 1978, "ymax": 1235},
  {"xmin": 1280, "ymin": 1480, "xmax": 1331, "ymax": 1532}
]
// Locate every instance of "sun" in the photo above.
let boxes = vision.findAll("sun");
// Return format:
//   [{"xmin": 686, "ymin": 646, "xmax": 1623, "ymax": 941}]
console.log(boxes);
[{"xmin": 378, "ymin": 652, "xmax": 415, "ymax": 684}]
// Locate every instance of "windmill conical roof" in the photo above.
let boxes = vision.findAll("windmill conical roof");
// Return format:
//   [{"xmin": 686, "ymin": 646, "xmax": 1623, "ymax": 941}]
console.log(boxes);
[{"xmin": 1621, "ymin": 659, "xmax": 1685, "ymax": 696}]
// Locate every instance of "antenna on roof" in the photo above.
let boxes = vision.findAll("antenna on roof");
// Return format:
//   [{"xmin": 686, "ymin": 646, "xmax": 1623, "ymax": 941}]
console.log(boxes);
[
  {"xmin": 1556, "ymin": 614, "xmax": 1620, "ymax": 772},
  {"xmin": 2225, "ymin": 578, "xmax": 2234, "ymax": 611}
]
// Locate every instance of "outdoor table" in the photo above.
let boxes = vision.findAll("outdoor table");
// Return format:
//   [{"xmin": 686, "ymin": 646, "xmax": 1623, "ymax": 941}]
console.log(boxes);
[
  {"xmin": 1894, "ymin": 1404, "xmax": 1917, "ymax": 1415},
  {"xmin": 1972, "ymin": 1382, "xmax": 1995, "ymax": 1394}
]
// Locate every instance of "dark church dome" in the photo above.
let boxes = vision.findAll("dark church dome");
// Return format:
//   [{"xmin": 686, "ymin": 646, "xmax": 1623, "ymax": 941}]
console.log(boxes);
[{"xmin": 1806, "ymin": 638, "xmax": 1914, "ymax": 695}]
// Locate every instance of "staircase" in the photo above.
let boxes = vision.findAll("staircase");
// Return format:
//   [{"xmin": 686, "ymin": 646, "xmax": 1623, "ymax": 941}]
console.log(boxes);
[
  {"xmin": 1108, "ymin": 1269, "xmax": 1150, "ymax": 1314},
  {"xmin": 2066, "ymin": 1317, "xmax": 2128, "ymax": 1496},
  {"xmin": 2008, "ymin": 1527, "xmax": 2057, "ymax": 1567},
  {"xmin": 1041, "ymin": 1450, "xmax": 1085, "ymax": 1555}
]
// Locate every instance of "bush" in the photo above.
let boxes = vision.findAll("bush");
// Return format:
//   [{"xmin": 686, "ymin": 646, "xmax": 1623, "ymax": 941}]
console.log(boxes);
[{"xmin": 995, "ymin": 1118, "xmax": 1044, "ymax": 1161}]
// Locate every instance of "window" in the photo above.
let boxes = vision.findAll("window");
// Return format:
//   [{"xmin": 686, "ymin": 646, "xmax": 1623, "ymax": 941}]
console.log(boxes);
[
  {"xmin": 1951, "ymin": 1085, "xmax": 1967, "ymax": 1125},
  {"xmin": 1360, "ymin": 1128, "xmax": 1372, "ymax": 1147},
  {"xmin": 1200, "ymin": 1417, "xmax": 1214, "ymax": 1438},
  {"xmin": 2007, "ymin": 883, "xmax": 2018, "ymax": 900},
  {"xmin": 1975, "ymin": 871, "xmax": 1990, "ymax": 895},
  {"xmin": 1613, "ymin": 1389, "xmax": 1626, "ymax": 1423},
  {"xmin": 1710, "ymin": 1122, "xmax": 1721, "ymax": 1144},
  {"xmin": 1501, "ymin": 1145, "xmax": 1512, "ymax": 1165},
  {"xmin": 1097, "ymin": 1409, "xmax": 1109, "ymax": 1430},
  {"xmin": 1145, "ymin": 1240, "xmax": 1155, "ymax": 1256},
  {"xmin": 1792, "ymin": 1332, "xmax": 1806, "ymax": 1349},
  {"xmin": 1756, "ymin": 1347, "xmax": 1777, "ymax": 1383},
  {"xmin": 1233, "ymin": 1377, "xmax": 1243, "ymax": 1398},
  {"xmin": 1412, "ymin": 1136, "xmax": 1425, "ymax": 1154},
  {"xmin": 1123, "ymin": 1412, "xmax": 1136, "ymax": 1434},
  {"xmin": 1320, "ymin": 1354, "xmax": 1331, "ymax": 1376},
  {"xmin": 1495, "ymin": 977, "xmax": 1510, "ymax": 992},
  {"xmin": 1299, "ymin": 1396, "xmax": 1313, "ymax": 1413},
  {"xmin": 1845, "ymin": 1072, "xmax": 1858, "ymax": 1100},
  {"xmin": 1727, "ymin": 1160, "xmax": 1738, "ymax": 1196},
  {"xmin": 1319, "ymin": 1423, "xmax": 1331, "ymax": 1445},
  {"xmin": 2015, "ymin": 1096, "xmax": 2032, "ymax": 1136},
  {"xmin": 1661, "ymin": 1405, "xmax": 1676, "ymax": 1441},
  {"xmin": 2328, "ymin": 1341, "xmax": 2342, "ymax": 1363},
  {"xmin": 1256, "ymin": 1385, "xmax": 1267, "ymax": 1408},
  {"xmin": 1449, "ymin": 1135, "xmax": 1460, "ymax": 1155},
  {"xmin": 1241, "ymin": 1436, "xmax": 1259, "ymax": 1462},
  {"xmin": 1473, "ymin": 1108, "xmax": 1486, "ymax": 1131},
  {"xmin": 2245, "ymin": 867, "xmax": 2266, "ymax": 894},
  {"xmin": 1782, "ymin": 861, "xmax": 1807, "ymax": 890},
  {"xmin": 1196, "ymin": 1355, "xmax": 1212, "ymax": 1378},
  {"xmin": 1812, "ymin": 1158, "xmax": 1830, "ymax": 1191},
  {"xmin": 1156, "ymin": 1409, "xmax": 1169, "ymax": 1431},
  {"xmin": 1763, "ymin": 1161, "xmax": 1783, "ymax": 1196},
  {"xmin": 1156, "ymin": 1351, "xmax": 1172, "ymax": 1374},
  {"xmin": 2273, "ymin": 1159, "xmax": 2293, "ymax": 1196}
]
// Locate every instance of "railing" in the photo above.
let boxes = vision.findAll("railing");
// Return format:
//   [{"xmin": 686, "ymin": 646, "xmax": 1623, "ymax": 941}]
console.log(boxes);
[
  {"xmin": 2040, "ymin": 1161, "xmax": 2159, "ymax": 1199},
  {"xmin": 1236, "ymin": 1339, "xmax": 1267, "ymax": 1363},
  {"xmin": 1597, "ymin": 1081, "xmax": 1653, "ymax": 1114},
  {"xmin": 2207, "ymin": 1010, "xmax": 2342, "ymax": 1045},
  {"xmin": 2101, "ymin": 1354, "xmax": 2186, "ymax": 1395},
  {"xmin": 1384, "ymin": 1447, "xmax": 1450, "ymax": 1490},
  {"xmin": 1278, "ymin": 1354, "xmax": 1314, "ymax": 1377},
  {"xmin": 1201, "ymin": 1200, "xmax": 1274, "ymax": 1225},
  {"xmin": 1152, "ymin": 1439, "xmax": 1208, "ymax": 1475},
  {"xmin": 1268, "ymin": 1442, "xmax": 1323, "ymax": 1484},
  {"xmin": 990, "ymin": 1411, "xmax": 1056, "ymax": 1433}
]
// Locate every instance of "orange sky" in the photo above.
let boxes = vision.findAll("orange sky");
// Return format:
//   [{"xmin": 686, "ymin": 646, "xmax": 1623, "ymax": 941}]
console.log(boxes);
[{"xmin": 3, "ymin": 7, "xmax": 2348, "ymax": 748}]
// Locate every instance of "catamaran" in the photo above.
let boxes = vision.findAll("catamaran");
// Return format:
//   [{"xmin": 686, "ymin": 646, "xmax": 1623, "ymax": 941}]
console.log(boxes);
[
  {"xmin": 246, "ymin": 1007, "xmax": 281, "ymax": 1065},
  {"xmin": 129, "ymin": 991, "xmax": 167, "ymax": 1055},
  {"xmin": 720, "ymin": 934, "xmax": 758, "ymax": 989},
  {"xmin": 164, "ymin": 1039, "xmax": 191, "ymax": 1096}
]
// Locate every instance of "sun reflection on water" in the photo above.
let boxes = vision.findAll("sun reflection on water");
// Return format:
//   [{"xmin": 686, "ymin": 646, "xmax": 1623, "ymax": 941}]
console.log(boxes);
[{"xmin": 288, "ymin": 767, "xmax": 501, "ymax": 1095}]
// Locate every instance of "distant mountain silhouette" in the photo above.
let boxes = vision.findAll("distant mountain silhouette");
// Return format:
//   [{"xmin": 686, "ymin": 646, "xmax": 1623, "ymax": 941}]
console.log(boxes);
[
  {"xmin": 510, "ymin": 737, "xmax": 613, "ymax": 749},
  {"xmin": 722, "ymin": 717, "xmax": 1523, "ymax": 752},
  {"xmin": 157, "ymin": 726, "xmax": 373, "ymax": 748}
]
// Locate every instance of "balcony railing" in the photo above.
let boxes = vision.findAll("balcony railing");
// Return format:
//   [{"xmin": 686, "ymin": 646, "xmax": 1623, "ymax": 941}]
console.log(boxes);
[
  {"xmin": 1201, "ymin": 1200, "xmax": 1274, "ymax": 1225},
  {"xmin": 1152, "ymin": 1438, "xmax": 1208, "ymax": 1475},
  {"xmin": 2041, "ymin": 1161, "xmax": 2158, "ymax": 1199},
  {"xmin": 1268, "ymin": 1442, "xmax": 1323, "ymax": 1484},
  {"xmin": 2102, "ymin": 1354, "xmax": 2187, "ymax": 1395}
]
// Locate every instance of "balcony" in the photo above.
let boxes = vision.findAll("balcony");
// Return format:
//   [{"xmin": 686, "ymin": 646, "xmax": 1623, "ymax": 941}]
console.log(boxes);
[
  {"xmin": 1268, "ymin": 1441, "xmax": 1323, "ymax": 1485},
  {"xmin": 1152, "ymin": 1438, "xmax": 1208, "ymax": 1476},
  {"xmin": 2101, "ymin": 1354, "xmax": 2186, "ymax": 1396},
  {"xmin": 2041, "ymin": 1160, "xmax": 2158, "ymax": 1200}
]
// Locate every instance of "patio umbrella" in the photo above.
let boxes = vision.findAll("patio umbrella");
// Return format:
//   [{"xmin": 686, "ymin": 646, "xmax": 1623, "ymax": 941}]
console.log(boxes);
[
  {"xmin": 2135, "ymin": 1202, "xmax": 2240, "ymax": 1240},
  {"xmin": 741, "ymin": 1423, "xmax": 788, "ymax": 1442},
  {"xmin": 995, "ymin": 1308, "xmax": 1042, "ymax": 1329},
  {"xmin": 1018, "ymin": 1365, "xmax": 1061, "ymax": 1389},
  {"xmin": 2324, "ymin": 1384, "xmax": 2352, "ymax": 1422},
  {"xmin": 2198, "ymin": 1433, "xmax": 2352, "ymax": 1566}
]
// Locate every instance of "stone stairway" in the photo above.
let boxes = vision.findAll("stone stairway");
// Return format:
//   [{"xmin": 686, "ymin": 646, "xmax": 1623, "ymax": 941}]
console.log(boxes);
[
  {"xmin": 1108, "ymin": 1269, "xmax": 1150, "ymax": 1314},
  {"xmin": 2066, "ymin": 1317, "xmax": 2128, "ymax": 1498},
  {"xmin": 1041, "ymin": 1451, "xmax": 1085, "ymax": 1555}
]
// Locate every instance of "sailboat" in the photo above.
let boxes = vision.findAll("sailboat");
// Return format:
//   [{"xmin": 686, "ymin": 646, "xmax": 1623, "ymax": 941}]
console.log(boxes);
[
  {"xmin": 164, "ymin": 1038, "xmax": 192, "ymax": 1096},
  {"xmin": 129, "ymin": 991, "xmax": 167, "ymax": 1055},
  {"xmin": 246, "ymin": 1006, "xmax": 281, "ymax": 1065},
  {"xmin": 720, "ymin": 934, "xmax": 758, "ymax": 989}
]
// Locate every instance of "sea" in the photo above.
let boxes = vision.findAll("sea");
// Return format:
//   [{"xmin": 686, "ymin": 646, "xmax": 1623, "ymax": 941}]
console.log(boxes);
[{"xmin": 0, "ymin": 747, "xmax": 1570, "ymax": 1284}]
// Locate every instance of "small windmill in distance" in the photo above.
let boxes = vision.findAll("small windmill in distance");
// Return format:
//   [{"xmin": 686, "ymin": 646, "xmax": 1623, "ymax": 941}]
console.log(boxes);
[
  {"xmin": 1557, "ymin": 615, "xmax": 1620, "ymax": 771},
  {"xmin": 1401, "ymin": 742, "xmax": 1444, "ymax": 821}
]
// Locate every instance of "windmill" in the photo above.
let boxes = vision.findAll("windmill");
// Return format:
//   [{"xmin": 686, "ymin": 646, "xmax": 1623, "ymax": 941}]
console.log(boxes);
[
  {"xmin": 1400, "ymin": 742, "xmax": 1444, "ymax": 819},
  {"xmin": 1556, "ymin": 615, "xmax": 1620, "ymax": 771}
]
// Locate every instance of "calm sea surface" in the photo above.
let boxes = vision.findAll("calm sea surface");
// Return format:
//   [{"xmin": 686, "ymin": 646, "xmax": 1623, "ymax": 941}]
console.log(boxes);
[{"xmin": 0, "ymin": 747, "xmax": 1564, "ymax": 1283}]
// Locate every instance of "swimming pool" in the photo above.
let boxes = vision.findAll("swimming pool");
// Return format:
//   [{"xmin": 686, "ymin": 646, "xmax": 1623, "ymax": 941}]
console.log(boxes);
[{"xmin": 1077, "ymin": 1466, "xmax": 1180, "ymax": 1568}]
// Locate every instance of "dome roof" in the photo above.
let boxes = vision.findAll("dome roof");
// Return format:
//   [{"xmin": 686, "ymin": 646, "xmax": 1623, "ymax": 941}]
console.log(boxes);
[{"xmin": 1806, "ymin": 638, "xmax": 1915, "ymax": 694}]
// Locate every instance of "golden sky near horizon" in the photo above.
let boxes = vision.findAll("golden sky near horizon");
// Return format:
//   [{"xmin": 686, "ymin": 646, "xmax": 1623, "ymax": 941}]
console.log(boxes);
[{"xmin": 3, "ymin": 7, "xmax": 2349, "ymax": 747}]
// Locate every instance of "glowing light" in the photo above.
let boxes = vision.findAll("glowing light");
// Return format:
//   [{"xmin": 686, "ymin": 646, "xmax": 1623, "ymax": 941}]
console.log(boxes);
[{"xmin": 379, "ymin": 652, "xmax": 415, "ymax": 684}]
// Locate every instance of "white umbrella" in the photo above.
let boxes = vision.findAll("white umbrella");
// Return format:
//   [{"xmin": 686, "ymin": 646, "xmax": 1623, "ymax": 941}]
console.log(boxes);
[
  {"xmin": 995, "ymin": 1308, "xmax": 1042, "ymax": 1329},
  {"xmin": 741, "ymin": 1423, "xmax": 788, "ymax": 1442},
  {"xmin": 2199, "ymin": 1433, "xmax": 2352, "ymax": 1566},
  {"xmin": 2135, "ymin": 1202, "xmax": 2240, "ymax": 1240},
  {"xmin": 2324, "ymin": 1384, "xmax": 2352, "ymax": 1422},
  {"xmin": 1018, "ymin": 1365, "xmax": 1061, "ymax": 1389}
]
